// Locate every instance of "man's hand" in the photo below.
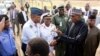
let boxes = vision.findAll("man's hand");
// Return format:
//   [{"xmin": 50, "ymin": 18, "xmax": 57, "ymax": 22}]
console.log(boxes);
[
  {"xmin": 0, "ymin": 18, "xmax": 5, "ymax": 32},
  {"xmin": 50, "ymin": 40, "xmax": 57, "ymax": 46},
  {"xmin": 56, "ymin": 30, "xmax": 63, "ymax": 36},
  {"xmin": 53, "ymin": 28, "xmax": 63, "ymax": 36}
]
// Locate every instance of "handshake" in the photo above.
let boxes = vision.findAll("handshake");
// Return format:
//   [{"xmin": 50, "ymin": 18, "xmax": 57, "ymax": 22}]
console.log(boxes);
[
  {"xmin": 50, "ymin": 28, "xmax": 63, "ymax": 46},
  {"xmin": 52, "ymin": 28, "xmax": 63, "ymax": 36}
]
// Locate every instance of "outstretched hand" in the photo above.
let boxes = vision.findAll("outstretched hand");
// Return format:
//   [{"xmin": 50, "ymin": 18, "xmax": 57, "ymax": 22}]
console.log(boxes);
[
  {"xmin": 50, "ymin": 40, "xmax": 57, "ymax": 46},
  {"xmin": 55, "ymin": 28, "xmax": 63, "ymax": 36}
]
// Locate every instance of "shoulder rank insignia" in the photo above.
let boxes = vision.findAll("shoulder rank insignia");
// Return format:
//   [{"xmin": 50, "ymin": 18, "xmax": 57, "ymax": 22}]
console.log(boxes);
[{"xmin": 30, "ymin": 25, "xmax": 33, "ymax": 28}]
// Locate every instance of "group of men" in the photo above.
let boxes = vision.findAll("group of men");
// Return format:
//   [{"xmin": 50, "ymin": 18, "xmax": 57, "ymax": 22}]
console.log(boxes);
[
  {"xmin": 0, "ymin": 2, "xmax": 100, "ymax": 56},
  {"xmin": 7, "ymin": 2, "xmax": 29, "ymax": 35},
  {"xmin": 21, "ymin": 3, "xmax": 100, "ymax": 56}
]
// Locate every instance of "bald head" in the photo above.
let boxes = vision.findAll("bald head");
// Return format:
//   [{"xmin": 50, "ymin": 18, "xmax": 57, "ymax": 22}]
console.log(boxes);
[{"xmin": 85, "ymin": 3, "xmax": 90, "ymax": 11}]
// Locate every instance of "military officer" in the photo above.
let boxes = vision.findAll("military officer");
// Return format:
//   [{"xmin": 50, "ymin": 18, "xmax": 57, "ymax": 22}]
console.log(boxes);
[
  {"xmin": 21, "ymin": 7, "xmax": 43, "ymax": 55},
  {"xmin": 40, "ymin": 13, "xmax": 58, "ymax": 56},
  {"xmin": 52, "ymin": 5, "xmax": 69, "ymax": 56}
]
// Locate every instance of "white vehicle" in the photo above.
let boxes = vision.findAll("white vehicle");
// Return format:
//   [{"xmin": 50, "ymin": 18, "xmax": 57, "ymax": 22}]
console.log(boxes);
[
  {"xmin": 0, "ymin": 3, "xmax": 7, "ymax": 15},
  {"xmin": 3, "ymin": 0, "xmax": 13, "ymax": 8}
]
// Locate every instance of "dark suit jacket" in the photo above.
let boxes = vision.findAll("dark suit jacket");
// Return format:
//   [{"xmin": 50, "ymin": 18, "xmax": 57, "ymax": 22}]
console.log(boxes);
[
  {"xmin": 18, "ymin": 11, "xmax": 28, "ymax": 24},
  {"xmin": 84, "ymin": 11, "xmax": 91, "ymax": 16}
]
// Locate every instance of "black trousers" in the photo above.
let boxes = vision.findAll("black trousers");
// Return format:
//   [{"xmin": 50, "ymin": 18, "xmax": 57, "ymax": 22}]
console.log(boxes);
[
  {"xmin": 22, "ymin": 43, "xmax": 27, "ymax": 56},
  {"xmin": 11, "ymin": 19, "xmax": 20, "ymax": 35},
  {"xmin": 21, "ymin": 23, "xmax": 25, "ymax": 30}
]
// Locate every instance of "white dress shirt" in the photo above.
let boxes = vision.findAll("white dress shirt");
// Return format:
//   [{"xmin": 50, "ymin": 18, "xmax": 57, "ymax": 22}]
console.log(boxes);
[
  {"xmin": 83, "ymin": 16, "xmax": 88, "ymax": 23},
  {"xmin": 95, "ymin": 16, "xmax": 100, "ymax": 26},
  {"xmin": 84, "ymin": 11, "xmax": 90, "ymax": 16},
  {"xmin": 22, "ymin": 11, "xmax": 27, "ymax": 21},
  {"xmin": 22, "ymin": 19, "xmax": 41, "ymax": 44},
  {"xmin": 12, "ymin": 9, "xmax": 18, "ymax": 19},
  {"xmin": 97, "ymin": 24, "xmax": 100, "ymax": 29},
  {"xmin": 66, "ymin": 8, "xmax": 72, "ymax": 17},
  {"xmin": 83, "ymin": 10, "xmax": 90, "ymax": 23},
  {"xmin": 13, "ymin": 9, "xmax": 15, "ymax": 19}
]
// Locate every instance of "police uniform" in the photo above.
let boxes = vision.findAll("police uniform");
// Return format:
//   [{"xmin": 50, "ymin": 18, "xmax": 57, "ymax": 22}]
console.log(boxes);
[
  {"xmin": 21, "ymin": 7, "xmax": 43, "ymax": 55},
  {"xmin": 0, "ymin": 15, "xmax": 17, "ymax": 56},
  {"xmin": 0, "ymin": 28, "xmax": 16, "ymax": 56}
]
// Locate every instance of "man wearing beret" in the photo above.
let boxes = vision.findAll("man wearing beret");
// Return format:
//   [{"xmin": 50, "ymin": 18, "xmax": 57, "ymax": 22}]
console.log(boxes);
[
  {"xmin": 21, "ymin": 7, "xmax": 43, "ymax": 55},
  {"xmin": 54, "ymin": 9, "xmax": 88, "ymax": 56},
  {"xmin": 84, "ymin": 15, "xmax": 100, "ymax": 56},
  {"xmin": 52, "ymin": 5, "xmax": 69, "ymax": 56}
]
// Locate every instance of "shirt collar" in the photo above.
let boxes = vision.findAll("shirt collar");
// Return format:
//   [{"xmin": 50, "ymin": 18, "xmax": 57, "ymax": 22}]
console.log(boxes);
[
  {"xmin": 29, "ymin": 19, "xmax": 35, "ymax": 26},
  {"xmin": 2, "ymin": 28, "xmax": 10, "ymax": 33},
  {"xmin": 29, "ymin": 19, "xmax": 40, "ymax": 27},
  {"xmin": 22, "ymin": 11, "xmax": 25, "ymax": 12},
  {"xmin": 42, "ymin": 23, "xmax": 52, "ymax": 28},
  {"xmin": 57, "ymin": 13, "xmax": 66, "ymax": 17}
]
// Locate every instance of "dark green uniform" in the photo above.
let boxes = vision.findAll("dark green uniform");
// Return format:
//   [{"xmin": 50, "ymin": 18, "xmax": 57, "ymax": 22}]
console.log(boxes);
[{"xmin": 52, "ymin": 13, "xmax": 69, "ymax": 56}]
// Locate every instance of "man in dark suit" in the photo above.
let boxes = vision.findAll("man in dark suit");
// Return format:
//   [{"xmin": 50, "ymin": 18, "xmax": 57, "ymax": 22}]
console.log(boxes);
[
  {"xmin": 9, "ymin": 5, "xmax": 19, "ymax": 35},
  {"xmin": 25, "ymin": 2, "xmax": 30, "ymax": 13},
  {"xmin": 18, "ymin": 7, "xmax": 28, "ymax": 29},
  {"xmin": 83, "ymin": 3, "xmax": 92, "ymax": 23},
  {"xmin": 84, "ymin": 3, "xmax": 91, "ymax": 16}
]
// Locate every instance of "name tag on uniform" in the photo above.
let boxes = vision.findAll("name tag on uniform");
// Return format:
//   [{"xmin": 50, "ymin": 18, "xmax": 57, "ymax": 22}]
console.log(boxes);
[{"xmin": 59, "ymin": 22, "xmax": 62, "ymax": 27}]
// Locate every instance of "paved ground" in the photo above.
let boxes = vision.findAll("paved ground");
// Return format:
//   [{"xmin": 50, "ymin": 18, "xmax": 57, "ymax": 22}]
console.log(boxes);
[
  {"xmin": 96, "ymin": 44, "xmax": 100, "ymax": 56},
  {"xmin": 14, "ymin": 25, "xmax": 24, "ymax": 56}
]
